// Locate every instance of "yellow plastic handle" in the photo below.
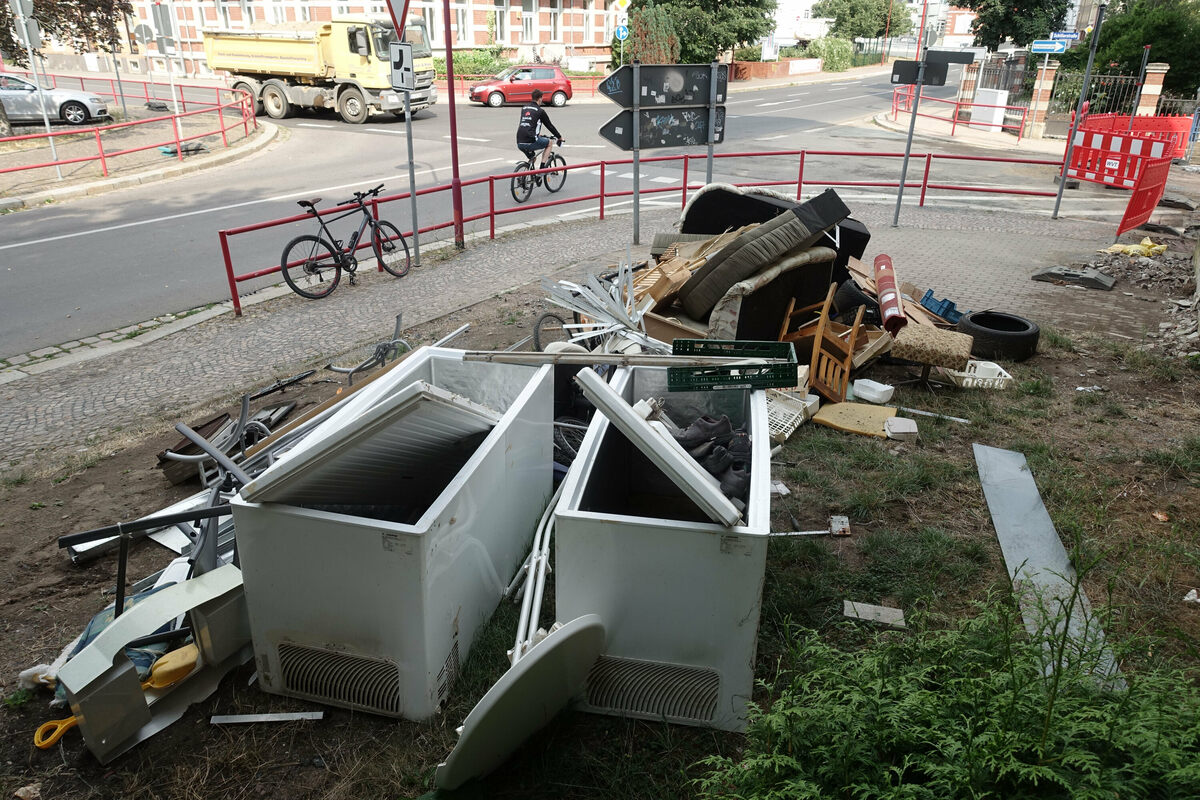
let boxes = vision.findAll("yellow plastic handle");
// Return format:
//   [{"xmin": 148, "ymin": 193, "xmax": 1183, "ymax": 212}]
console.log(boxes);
[{"xmin": 34, "ymin": 715, "xmax": 78, "ymax": 749}]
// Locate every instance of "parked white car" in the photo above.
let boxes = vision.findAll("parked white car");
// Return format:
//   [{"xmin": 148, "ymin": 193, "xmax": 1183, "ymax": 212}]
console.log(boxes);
[{"xmin": 0, "ymin": 74, "xmax": 109, "ymax": 125}]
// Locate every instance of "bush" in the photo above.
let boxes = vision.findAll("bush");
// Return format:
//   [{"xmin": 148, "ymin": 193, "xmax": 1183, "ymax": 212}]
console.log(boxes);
[
  {"xmin": 806, "ymin": 37, "xmax": 852, "ymax": 71},
  {"xmin": 697, "ymin": 603, "xmax": 1200, "ymax": 799},
  {"xmin": 734, "ymin": 45, "xmax": 762, "ymax": 61},
  {"xmin": 436, "ymin": 49, "xmax": 509, "ymax": 78},
  {"xmin": 779, "ymin": 44, "xmax": 808, "ymax": 58}
]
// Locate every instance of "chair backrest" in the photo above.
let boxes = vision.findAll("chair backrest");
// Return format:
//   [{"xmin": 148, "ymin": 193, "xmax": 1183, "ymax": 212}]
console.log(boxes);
[{"xmin": 809, "ymin": 284, "xmax": 862, "ymax": 403}]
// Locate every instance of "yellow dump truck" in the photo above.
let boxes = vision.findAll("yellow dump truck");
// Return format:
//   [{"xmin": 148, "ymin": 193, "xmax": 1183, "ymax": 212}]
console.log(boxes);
[{"xmin": 202, "ymin": 16, "xmax": 436, "ymax": 124}]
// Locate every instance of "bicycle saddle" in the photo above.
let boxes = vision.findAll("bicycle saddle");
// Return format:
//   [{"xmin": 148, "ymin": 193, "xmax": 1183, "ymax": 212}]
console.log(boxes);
[{"xmin": 297, "ymin": 198, "xmax": 321, "ymax": 208}]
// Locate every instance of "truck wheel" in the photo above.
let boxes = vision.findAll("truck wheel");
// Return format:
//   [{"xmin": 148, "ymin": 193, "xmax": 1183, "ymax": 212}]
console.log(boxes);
[
  {"xmin": 232, "ymin": 82, "xmax": 262, "ymax": 116},
  {"xmin": 339, "ymin": 88, "xmax": 369, "ymax": 124},
  {"xmin": 487, "ymin": 91, "xmax": 504, "ymax": 108},
  {"xmin": 261, "ymin": 83, "xmax": 291, "ymax": 119}
]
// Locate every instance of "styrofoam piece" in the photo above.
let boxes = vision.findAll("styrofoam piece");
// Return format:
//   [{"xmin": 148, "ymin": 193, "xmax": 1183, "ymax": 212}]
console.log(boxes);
[
  {"xmin": 232, "ymin": 355, "xmax": 553, "ymax": 721},
  {"xmin": 573, "ymin": 367, "xmax": 742, "ymax": 527},
  {"xmin": 556, "ymin": 367, "xmax": 771, "ymax": 732},
  {"xmin": 885, "ymin": 417, "xmax": 919, "ymax": 441},
  {"xmin": 852, "ymin": 379, "xmax": 895, "ymax": 404},
  {"xmin": 844, "ymin": 600, "xmax": 906, "ymax": 629},
  {"xmin": 943, "ymin": 360, "xmax": 1013, "ymax": 390},
  {"xmin": 435, "ymin": 615, "xmax": 604, "ymax": 790}
]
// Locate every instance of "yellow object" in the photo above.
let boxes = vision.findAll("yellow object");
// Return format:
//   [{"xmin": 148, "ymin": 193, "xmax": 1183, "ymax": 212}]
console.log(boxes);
[
  {"xmin": 202, "ymin": 17, "xmax": 435, "ymax": 118},
  {"xmin": 1101, "ymin": 237, "xmax": 1167, "ymax": 257},
  {"xmin": 812, "ymin": 402, "xmax": 897, "ymax": 438},
  {"xmin": 34, "ymin": 644, "xmax": 199, "ymax": 749}
]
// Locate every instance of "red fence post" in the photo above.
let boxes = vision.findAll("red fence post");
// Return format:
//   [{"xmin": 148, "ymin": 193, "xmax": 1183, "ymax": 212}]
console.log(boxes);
[
  {"xmin": 217, "ymin": 99, "xmax": 228, "ymax": 147},
  {"xmin": 489, "ymin": 177, "xmax": 496, "ymax": 239},
  {"xmin": 681, "ymin": 155, "xmax": 689, "ymax": 209},
  {"xmin": 220, "ymin": 231, "xmax": 243, "ymax": 316},
  {"xmin": 94, "ymin": 129, "xmax": 108, "ymax": 177},
  {"xmin": 599, "ymin": 161, "xmax": 606, "ymax": 221},
  {"xmin": 951, "ymin": 102, "xmax": 960, "ymax": 137},
  {"xmin": 796, "ymin": 150, "xmax": 806, "ymax": 201},
  {"xmin": 171, "ymin": 114, "xmax": 183, "ymax": 161},
  {"xmin": 919, "ymin": 154, "xmax": 932, "ymax": 206}
]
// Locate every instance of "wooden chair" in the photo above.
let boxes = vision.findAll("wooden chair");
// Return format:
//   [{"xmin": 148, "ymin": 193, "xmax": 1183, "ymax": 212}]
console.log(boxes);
[{"xmin": 779, "ymin": 283, "xmax": 863, "ymax": 403}]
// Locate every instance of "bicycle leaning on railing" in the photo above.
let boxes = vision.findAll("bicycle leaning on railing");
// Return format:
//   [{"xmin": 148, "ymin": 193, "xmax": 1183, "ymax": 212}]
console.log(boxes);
[
  {"xmin": 280, "ymin": 184, "xmax": 411, "ymax": 299},
  {"xmin": 510, "ymin": 139, "xmax": 567, "ymax": 203}
]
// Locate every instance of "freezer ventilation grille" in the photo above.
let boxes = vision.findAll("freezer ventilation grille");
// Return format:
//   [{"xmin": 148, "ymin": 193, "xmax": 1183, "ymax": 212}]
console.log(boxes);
[
  {"xmin": 278, "ymin": 643, "xmax": 402, "ymax": 717},
  {"xmin": 584, "ymin": 656, "xmax": 718, "ymax": 723},
  {"xmin": 437, "ymin": 639, "xmax": 460, "ymax": 704}
]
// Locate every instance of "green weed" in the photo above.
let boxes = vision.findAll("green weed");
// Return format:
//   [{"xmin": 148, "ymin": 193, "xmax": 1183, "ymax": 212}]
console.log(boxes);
[
  {"xmin": 1143, "ymin": 436, "xmax": 1200, "ymax": 483},
  {"xmin": 1040, "ymin": 326, "xmax": 1076, "ymax": 352},
  {"xmin": 3, "ymin": 689, "xmax": 33, "ymax": 709},
  {"xmin": 2, "ymin": 472, "xmax": 28, "ymax": 487}
]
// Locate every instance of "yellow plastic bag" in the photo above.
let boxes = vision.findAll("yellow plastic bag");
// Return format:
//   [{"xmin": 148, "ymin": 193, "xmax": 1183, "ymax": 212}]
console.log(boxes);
[{"xmin": 1101, "ymin": 237, "xmax": 1167, "ymax": 257}]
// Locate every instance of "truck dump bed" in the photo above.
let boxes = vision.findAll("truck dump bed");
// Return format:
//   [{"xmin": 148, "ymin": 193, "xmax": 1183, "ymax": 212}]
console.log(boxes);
[{"xmin": 203, "ymin": 27, "xmax": 332, "ymax": 79}]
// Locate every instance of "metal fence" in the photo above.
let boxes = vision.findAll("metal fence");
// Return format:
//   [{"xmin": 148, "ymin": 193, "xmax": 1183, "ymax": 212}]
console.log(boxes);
[
  {"xmin": 1158, "ymin": 94, "xmax": 1200, "ymax": 116},
  {"xmin": 1049, "ymin": 71, "xmax": 1139, "ymax": 115}
]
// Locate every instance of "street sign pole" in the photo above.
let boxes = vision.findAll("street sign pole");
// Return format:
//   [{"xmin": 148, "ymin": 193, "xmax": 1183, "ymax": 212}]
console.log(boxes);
[
  {"xmin": 1128, "ymin": 44, "xmax": 1150, "ymax": 132},
  {"xmin": 1030, "ymin": 52, "xmax": 1050, "ymax": 140},
  {"xmin": 10, "ymin": 0, "xmax": 62, "ymax": 180},
  {"xmin": 632, "ymin": 61, "xmax": 641, "ymax": 245},
  {"xmin": 892, "ymin": 0, "xmax": 929, "ymax": 227},
  {"xmin": 111, "ymin": 37, "xmax": 130, "ymax": 119},
  {"xmin": 1054, "ymin": 3, "xmax": 1106, "ymax": 220},
  {"xmin": 706, "ymin": 61, "xmax": 717, "ymax": 184},
  {"xmin": 403, "ymin": 91, "xmax": 421, "ymax": 266}
]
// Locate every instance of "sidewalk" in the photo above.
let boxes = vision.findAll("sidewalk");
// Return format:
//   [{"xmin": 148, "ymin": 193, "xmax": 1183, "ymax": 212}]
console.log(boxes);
[{"xmin": 0, "ymin": 198, "xmax": 1160, "ymax": 477}]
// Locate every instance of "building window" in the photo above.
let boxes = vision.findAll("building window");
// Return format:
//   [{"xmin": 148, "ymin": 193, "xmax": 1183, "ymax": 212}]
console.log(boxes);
[
  {"xmin": 456, "ymin": 6, "xmax": 468, "ymax": 43},
  {"xmin": 493, "ymin": 1, "xmax": 508, "ymax": 42},
  {"xmin": 522, "ymin": 0, "xmax": 536, "ymax": 42},
  {"xmin": 584, "ymin": 4, "xmax": 593, "ymax": 42},
  {"xmin": 550, "ymin": 0, "xmax": 562, "ymax": 41}
]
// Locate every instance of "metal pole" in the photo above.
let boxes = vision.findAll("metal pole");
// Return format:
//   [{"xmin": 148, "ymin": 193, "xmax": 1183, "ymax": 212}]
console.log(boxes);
[
  {"xmin": 111, "ymin": 37, "xmax": 129, "ymax": 119},
  {"xmin": 1128, "ymin": 43, "xmax": 1150, "ymax": 132},
  {"xmin": 632, "ymin": 61, "xmax": 640, "ymax": 245},
  {"xmin": 442, "ymin": 0, "xmax": 466, "ymax": 249},
  {"xmin": 1053, "ymin": 3, "xmax": 1106, "ymax": 220},
  {"xmin": 14, "ymin": 13, "xmax": 62, "ymax": 180},
  {"xmin": 166, "ymin": 47, "xmax": 180, "ymax": 114},
  {"xmin": 403, "ymin": 90, "xmax": 422, "ymax": 266},
  {"xmin": 706, "ymin": 60, "xmax": 717, "ymax": 184},
  {"xmin": 891, "ymin": 0, "xmax": 929, "ymax": 227}
]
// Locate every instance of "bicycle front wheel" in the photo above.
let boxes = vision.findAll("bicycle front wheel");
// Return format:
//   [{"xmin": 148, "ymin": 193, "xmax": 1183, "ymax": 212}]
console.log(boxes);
[
  {"xmin": 372, "ymin": 220, "xmax": 411, "ymax": 277},
  {"xmin": 544, "ymin": 154, "xmax": 567, "ymax": 193},
  {"xmin": 280, "ymin": 234, "xmax": 341, "ymax": 299},
  {"xmin": 510, "ymin": 161, "xmax": 534, "ymax": 203}
]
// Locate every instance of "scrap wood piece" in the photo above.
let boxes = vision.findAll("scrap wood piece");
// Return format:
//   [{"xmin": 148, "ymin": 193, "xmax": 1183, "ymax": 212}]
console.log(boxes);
[
  {"xmin": 812, "ymin": 402, "xmax": 896, "ymax": 438},
  {"xmin": 844, "ymin": 600, "xmax": 906, "ymax": 629},
  {"xmin": 974, "ymin": 444, "xmax": 1122, "ymax": 684}
]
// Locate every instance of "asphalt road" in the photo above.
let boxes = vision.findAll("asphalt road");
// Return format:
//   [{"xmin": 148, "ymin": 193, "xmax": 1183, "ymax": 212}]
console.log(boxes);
[{"xmin": 0, "ymin": 75, "xmax": 1120, "ymax": 358}]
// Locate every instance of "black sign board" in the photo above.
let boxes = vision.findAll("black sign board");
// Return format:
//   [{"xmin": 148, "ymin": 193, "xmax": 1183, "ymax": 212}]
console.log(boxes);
[
  {"xmin": 926, "ymin": 50, "xmax": 976, "ymax": 65},
  {"xmin": 599, "ymin": 63, "xmax": 728, "ymax": 109},
  {"xmin": 600, "ymin": 107, "xmax": 726, "ymax": 151},
  {"xmin": 890, "ymin": 60, "xmax": 948, "ymax": 87}
]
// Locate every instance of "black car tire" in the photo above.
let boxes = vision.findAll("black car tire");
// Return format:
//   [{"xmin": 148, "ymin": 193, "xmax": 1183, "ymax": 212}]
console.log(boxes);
[
  {"xmin": 60, "ymin": 101, "xmax": 89, "ymax": 125},
  {"xmin": 956, "ymin": 311, "xmax": 1040, "ymax": 362}
]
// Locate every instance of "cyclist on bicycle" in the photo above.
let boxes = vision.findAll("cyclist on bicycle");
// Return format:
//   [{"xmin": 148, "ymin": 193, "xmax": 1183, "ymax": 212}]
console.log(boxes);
[{"xmin": 517, "ymin": 89, "xmax": 564, "ymax": 182}]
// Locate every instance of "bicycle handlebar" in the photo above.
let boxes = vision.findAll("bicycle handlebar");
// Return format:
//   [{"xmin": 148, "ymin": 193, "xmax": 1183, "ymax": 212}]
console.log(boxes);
[{"xmin": 340, "ymin": 184, "xmax": 387, "ymax": 207}]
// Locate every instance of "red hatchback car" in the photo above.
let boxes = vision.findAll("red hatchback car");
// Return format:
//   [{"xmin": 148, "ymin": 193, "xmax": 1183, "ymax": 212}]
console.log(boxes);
[{"xmin": 469, "ymin": 65, "xmax": 573, "ymax": 108}]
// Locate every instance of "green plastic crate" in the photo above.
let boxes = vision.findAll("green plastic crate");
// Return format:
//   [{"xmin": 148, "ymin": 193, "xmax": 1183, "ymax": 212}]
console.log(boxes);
[{"xmin": 667, "ymin": 340, "xmax": 799, "ymax": 392}]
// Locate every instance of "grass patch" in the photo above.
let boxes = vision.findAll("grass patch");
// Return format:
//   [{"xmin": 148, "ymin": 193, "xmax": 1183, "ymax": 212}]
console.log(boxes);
[
  {"xmin": 1101, "ymin": 339, "xmax": 1185, "ymax": 381},
  {"xmin": 1143, "ymin": 436, "xmax": 1200, "ymax": 483},
  {"xmin": 3, "ymin": 688, "xmax": 33, "ymax": 709},
  {"xmin": 1040, "ymin": 325, "xmax": 1076, "ymax": 352}
]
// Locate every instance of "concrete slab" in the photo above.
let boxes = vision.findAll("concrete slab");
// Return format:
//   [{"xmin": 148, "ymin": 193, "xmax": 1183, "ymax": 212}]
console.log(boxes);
[
  {"xmin": 1031, "ymin": 266, "xmax": 1117, "ymax": 290},
  {"xmin": 843, "ymin": 600, "xmax": 906, "ymax": 628}
]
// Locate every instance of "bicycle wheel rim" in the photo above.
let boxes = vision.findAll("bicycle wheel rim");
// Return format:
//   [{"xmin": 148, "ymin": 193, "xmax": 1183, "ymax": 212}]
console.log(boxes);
[
  {"xmin": 544, "ymin": 154, "xmax": 567, "ymax": 193},
  {"xmin": 533, "ymin": 312, "xmax": 570, "ymax": 351},
  {"xmin": 510, "ymin": 162, "xmax": 533, "ymax": 203},
  {"xmin": 372, "ymin": 221, "xmax": 412, "ymax": 277},
  {"xmin": 281, "ymin": 235, "xmax": 340, "ymax": 299}
]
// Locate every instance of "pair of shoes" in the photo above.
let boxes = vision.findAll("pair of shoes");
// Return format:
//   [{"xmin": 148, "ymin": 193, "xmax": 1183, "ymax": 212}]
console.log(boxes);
[
  {"xmin": 718, "ymin": 462, "xmax": 750, "ymax": 501},
  {"xmin": 699, "ymin": 445, "xmax": 733, "ymax": 477},
  {"xmin": 674, "ymin": 414, "xmax": 732, "ymax": 451},
  {"xmin": 726, "ymin": 428, "xmax": 751, "ymax": 462}
]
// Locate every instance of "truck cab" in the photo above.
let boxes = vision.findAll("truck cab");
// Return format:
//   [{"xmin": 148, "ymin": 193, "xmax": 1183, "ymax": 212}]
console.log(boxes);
[{"xmin": 203, "ymin": 16, "xmax": 437, "ymax": 124}]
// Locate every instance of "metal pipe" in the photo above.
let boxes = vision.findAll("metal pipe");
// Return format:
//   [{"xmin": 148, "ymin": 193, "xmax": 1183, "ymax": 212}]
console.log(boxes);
[
  {"xmin": 706, "ymin": 61, "xmax": 717, "ymax": 184},
  {"xmin": 1054, "ymin": 3, "xmax": 1107, "ymax": 219},
  {"xmin": 174, "ymin": 423, "xmax": 252, "ymax": 486},
  {"xmin": 891, "ymin": 0, "xmax": 929, "ymax": 227},
  {"xmin": 59, "ymin": 505, "xmax": 231, "ymax": 549},
  {"xmin": 632, "ymin": 61, "xmax": 641, "ymax": 245}
]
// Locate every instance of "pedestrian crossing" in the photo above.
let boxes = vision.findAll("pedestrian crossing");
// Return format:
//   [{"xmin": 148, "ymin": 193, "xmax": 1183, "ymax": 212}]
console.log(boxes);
[{"xmin": 588, "ymin": 169, "xmax": 679, "ymax": 184}]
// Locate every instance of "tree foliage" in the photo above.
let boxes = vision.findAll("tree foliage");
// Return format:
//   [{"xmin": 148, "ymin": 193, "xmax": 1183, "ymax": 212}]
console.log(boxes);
[
  {"xmin": 958, "ymin": 0, "xmax": 1071, "ymax": 49},
  {"xmin": 0, "ymin": 0, "xmax": 132, "ymax": 68},
  {"xmin": 611, "ymin": 3, "xmax": 680, "ymax": 67},
  {"xmin": 1057, "ymin": 0, "xmax": 1200, "ymax": 95},
  {"xmin": 812, "ymin": 0, "xmax": 913, "ymax": 40},
  {"xmin": 623, "ymin": 0, "xmax": 777, "ymax": 65}
]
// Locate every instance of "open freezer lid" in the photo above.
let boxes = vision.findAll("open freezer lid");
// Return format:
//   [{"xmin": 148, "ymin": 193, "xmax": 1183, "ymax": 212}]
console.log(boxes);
[
  {"xmin": 435, "ymin": 614, "xmax": 604, "ymax": 790},
  {"xmin": 239, "ymin": 380, "xmax": 501, "ymax": 506},
  {"xmin": 573, "ymin": 368, "xmax": 742, "ymax": 527}
]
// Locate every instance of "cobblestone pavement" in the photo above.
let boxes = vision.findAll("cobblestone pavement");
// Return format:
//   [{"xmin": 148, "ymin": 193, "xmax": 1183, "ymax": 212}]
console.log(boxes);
[{"xmin": 0, "ymin": 200, "xmax": 1166, "ymax": 476}]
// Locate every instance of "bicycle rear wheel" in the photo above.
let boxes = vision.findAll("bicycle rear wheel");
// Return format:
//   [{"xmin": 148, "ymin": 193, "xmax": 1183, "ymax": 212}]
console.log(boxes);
[
  {"xmin": 510, "ymin": 161, "xmax": 534, "ymax": 203},
  {"xmin": 544, "ymin": 153, "xmax": 567, "ymax": 193},
  {"xmin": 372, "ymin": 220, "xmax": 412, "ymax": 277},
  {"xmin": 533, "ymin": 312, "xmax": 570, "ymax": 351},
  {"xmin": 280, "ymin": 234, "xmax": 341, "ymax": 299}
]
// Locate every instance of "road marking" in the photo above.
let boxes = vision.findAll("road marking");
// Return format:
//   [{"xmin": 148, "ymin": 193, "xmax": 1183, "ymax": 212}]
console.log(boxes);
[
  {"xmin": 756, "ymin": 101, "xmax": 789, "ymax": 107},
  {"xmin": 788, "ymin": 92, "xmax": 810, "ymax": 97},
  {"xmin": 569, "ymin": 144, "xmax": 606, "ymax": 148},
  {"xmin": 650, "ymin": 176, "xmax": 678, "ymax": 184},
  {"xmin": 446, "ymin": 134, "xmax": 490, "ymax": 142},
  {"xmin": 0, "ymin": 159, "xmax": 507, "ymax": 252},
  {"xmin": 556, "ymin": 198, "xmax": 677, "ymax": 218},
  {"xmin": 831, "ymin": 81, "xmax": 861, "ymax": 86},
  {"xmin": 755, "ymin": 134, "xmax": 788, "ymax": 141},
  {"xmin": 742, "ymin": 93, "xmax": 875, "ymax": 118},
  {"xmin": 297, "ymin": 123, "xmax": 336, "ymax": 129}
]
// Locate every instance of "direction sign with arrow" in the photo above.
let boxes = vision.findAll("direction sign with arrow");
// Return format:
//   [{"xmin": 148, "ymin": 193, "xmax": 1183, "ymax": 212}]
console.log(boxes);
[
  {"xmin": 600, "ymin": 107, "xmax": 725, "ymax": 150},
  {"xmin": 615, "ymin": 25, "xmax": 628, "ymax": 41},
  {"xmin": 1031, "ymin": 39, "xmax": 1068, "ymax": 54},
  {"xmin": 598, "ymin": 63, "xmax": 728, "ymax": 109}
]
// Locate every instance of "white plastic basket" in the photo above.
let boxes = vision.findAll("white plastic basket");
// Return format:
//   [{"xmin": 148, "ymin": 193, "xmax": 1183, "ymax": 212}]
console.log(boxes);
[
  {"xmin": 766, "ymin": 389, "xmax": 814, "ymax": 443},
  {"xmin": 942, "ymin": 360, "xmax": 1013, "ymax": 390}
]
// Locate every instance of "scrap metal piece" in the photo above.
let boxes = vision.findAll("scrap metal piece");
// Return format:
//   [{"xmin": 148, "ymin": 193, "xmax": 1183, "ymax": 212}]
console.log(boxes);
[
  {"xmin": 843, "ymin": 600, "xmax": 906, "ymax": 629},
  {"xmin": 830, "ymin": 515, "xmax": 851, "ymax": 537},
  {"xmin": 1031, "ymin": 266, "xmax": 1116, "ymax": 290},
  {"xmin": 210, "ymin": 712, "xmax": 324, "ymax": 724}
]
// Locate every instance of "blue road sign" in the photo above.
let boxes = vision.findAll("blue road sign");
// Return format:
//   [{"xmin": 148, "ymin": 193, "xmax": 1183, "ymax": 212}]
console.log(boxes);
[
  {"xmin": 1031, "ymin": 39, "xmax": 1068, "ymax": 54},
  {"xmin": 615, "ymin": 25, "xmax": 629, "ymax": 41},
  {"xmin": 1050, "ymin": 30, "xmax": 1080, "ymax": 40}
]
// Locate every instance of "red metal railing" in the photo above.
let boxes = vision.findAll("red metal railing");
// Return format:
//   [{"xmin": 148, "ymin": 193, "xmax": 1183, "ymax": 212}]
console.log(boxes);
[
  {"xmin": 217, "ymin": 147, "xmax": 1065, "ymax": 315},
  {"xmin": 0, "ymin": 68, "xmax": 233, "ymax": 112},
  {"xmin": 0, "ymin": 91, "xmax": 256, "ymax": 179},
  {"xmin": 435, "ymin": 73, "xmax": 604, "ymax": 99},
  {"xmin": 891, "ymin": 86, "xmax": 1030, "ymax": 142}
]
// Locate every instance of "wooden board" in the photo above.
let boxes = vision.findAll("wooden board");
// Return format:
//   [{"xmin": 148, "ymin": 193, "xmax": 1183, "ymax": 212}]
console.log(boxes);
[{"xmin": 812, "ymin": 402, "xmax": 896, "ymax": 438}]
